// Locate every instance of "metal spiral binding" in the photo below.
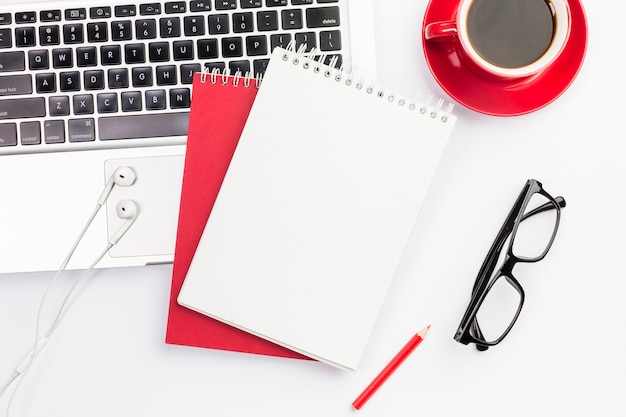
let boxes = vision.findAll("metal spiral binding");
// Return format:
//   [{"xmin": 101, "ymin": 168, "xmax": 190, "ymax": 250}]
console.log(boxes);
[
  {"xmin": 280, "ymin": 41, "xmax": 454, "ymax": 123},
  {"xmin": 199, "ymin": 66, "xmax": 262, "ymax": 89}
]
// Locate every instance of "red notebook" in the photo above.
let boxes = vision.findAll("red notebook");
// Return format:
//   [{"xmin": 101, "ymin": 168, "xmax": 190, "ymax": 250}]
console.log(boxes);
[{"xmin": 165, "ymin": 72, "xmax": 306, "ymax": 360}]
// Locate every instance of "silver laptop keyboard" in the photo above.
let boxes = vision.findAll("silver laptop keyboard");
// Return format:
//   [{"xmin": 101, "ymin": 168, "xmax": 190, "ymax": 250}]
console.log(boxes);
[{"xmin": 0, "ymin": 0, "xmax": 347, "ymax": 155}]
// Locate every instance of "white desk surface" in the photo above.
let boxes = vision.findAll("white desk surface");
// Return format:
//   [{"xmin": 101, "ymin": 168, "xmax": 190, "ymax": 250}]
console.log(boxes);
[{"xmin": 1, "ymin": 1, "xmax": 623, "ymax": 416}]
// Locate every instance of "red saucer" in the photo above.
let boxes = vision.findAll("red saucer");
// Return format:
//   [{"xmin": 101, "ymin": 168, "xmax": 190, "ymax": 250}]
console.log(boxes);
[{"xmin": 422, "ymin": 0, "xmax": 588, "ymax": 116}]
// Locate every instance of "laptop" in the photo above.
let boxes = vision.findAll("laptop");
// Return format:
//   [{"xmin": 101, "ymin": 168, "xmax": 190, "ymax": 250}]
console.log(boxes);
[{"xmin": 0, "ymin": 0, "xmax": 377, "ymax": 274}]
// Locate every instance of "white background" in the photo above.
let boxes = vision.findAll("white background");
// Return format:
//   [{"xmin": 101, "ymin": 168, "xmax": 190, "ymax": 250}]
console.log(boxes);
[{"xmin": 1, "ymin": 1, "xmax": 624, "ymax": 416}]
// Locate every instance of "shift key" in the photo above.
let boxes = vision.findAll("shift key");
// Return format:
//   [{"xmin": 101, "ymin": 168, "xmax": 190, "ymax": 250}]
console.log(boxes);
[{"xmin": 0, "ymin": 97, "xmax": 45, "ymax": 119}]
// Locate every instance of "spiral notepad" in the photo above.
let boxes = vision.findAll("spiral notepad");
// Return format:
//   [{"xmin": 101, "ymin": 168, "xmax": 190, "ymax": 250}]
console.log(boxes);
[
  {"xmin": 166, "ymin": 70, "xmax": 307, "ymax": 359},
  {"xmin": 178, "ymin": 46, "xmax": 457, "ymax": 370}
]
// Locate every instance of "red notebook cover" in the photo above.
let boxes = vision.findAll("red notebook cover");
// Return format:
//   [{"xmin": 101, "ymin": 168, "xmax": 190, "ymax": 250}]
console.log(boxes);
[{"xmin": 165, "ymin": 72, "xmax": 306, "ymax": 359}]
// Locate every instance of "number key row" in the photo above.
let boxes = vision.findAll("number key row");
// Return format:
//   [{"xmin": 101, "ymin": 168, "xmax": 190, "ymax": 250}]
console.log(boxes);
[
  {"xmin": 1, "ymin": 7, "xmax": 339, "ymax": 48},
  {"xmin": 8, "ymin": 19, "xmax": 200, "ymax": 47}
]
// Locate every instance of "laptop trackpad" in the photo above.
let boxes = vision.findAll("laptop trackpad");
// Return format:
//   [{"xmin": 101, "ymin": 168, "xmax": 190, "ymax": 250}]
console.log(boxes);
[{"xmin": 104, "ymin": 155, "xmax": 184, "ymax": 258}]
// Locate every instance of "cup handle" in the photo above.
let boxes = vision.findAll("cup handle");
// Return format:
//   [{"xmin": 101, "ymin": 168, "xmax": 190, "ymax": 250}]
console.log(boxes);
[{"xmin": 424, "ymin": 21, "xmax": 458, "ymax": 41}]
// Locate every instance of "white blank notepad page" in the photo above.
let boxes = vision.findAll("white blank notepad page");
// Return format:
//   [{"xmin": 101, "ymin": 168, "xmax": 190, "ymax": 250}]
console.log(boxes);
[{"xmin": 178, "ymin": 47, "xmax": 456, "ymax": 370}]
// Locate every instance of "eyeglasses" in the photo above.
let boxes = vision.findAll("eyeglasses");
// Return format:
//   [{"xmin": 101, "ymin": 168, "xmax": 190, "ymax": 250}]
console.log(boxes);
[{"xmin": 454, "ymin": 179, "xmax": 566, "ymax": 351}]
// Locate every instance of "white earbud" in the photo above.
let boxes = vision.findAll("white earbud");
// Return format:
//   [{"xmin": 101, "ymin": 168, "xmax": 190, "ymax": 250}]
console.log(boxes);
[
  {"xmin": 97, "ymin": 166, "xmax": 137, "ymax": 206},
  {"xmin": 109, "ymin": 199, "xmax": 139, "ymax": 245}
]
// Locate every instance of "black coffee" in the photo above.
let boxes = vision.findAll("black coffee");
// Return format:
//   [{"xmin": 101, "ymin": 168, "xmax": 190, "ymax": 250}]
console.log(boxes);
[{"xmin": 466, "ymin": 0, "xmax": 555, "ymax": 69}]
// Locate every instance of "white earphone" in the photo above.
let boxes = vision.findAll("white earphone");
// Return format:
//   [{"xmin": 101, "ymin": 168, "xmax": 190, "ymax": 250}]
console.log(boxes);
[
  {"xmin": 57, "ymin": 166, "xmax": 139, "ymax": 270},
  {"xmin": 1, "ymin": 166, "xmax": 140, "ymax": 416},
  {"xmin": 109, "ymin": 199, "xmax": 139, "ymax": 245},
  {"xmin": 98, "ymin": 166, "xmax": 137, "ymax": 206}
]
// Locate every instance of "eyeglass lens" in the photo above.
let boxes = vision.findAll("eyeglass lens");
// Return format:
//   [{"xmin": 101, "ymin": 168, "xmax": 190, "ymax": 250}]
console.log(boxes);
[
  {"xmin": 474, "ymin": 275, "xmax": 522, "ymax": 343},
  {"xmin": 512, "ymin": 192, "xmax": 559, "ymax": 261}
]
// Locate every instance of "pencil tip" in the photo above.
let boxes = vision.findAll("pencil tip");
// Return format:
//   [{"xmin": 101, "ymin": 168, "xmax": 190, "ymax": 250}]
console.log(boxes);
[{"xmin": 418, "ymin": 325, "xmax": 431, "ymax": 338}]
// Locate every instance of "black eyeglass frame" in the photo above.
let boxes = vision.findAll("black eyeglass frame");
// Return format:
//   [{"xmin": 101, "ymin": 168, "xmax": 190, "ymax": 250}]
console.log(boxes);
[{"xmin": 454, "ymin": 179, "xmax": 566, "ymax": 350}]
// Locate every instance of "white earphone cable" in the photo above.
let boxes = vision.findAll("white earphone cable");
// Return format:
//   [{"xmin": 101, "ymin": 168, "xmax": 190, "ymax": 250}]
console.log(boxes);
[
  {"xmin": 1, "ymin": 167, "xmax": 137, "ymax": 416},
  {"xmin": 34, "ymin": 204, "xmax": 102, "ymax": 355},
  {"xmin": 3, "ymin": 241, "xmax": 114, "ymax": 417},
  {"xmin": 1, "ymin": 203, "xmax": 102, "ymax": 401}
]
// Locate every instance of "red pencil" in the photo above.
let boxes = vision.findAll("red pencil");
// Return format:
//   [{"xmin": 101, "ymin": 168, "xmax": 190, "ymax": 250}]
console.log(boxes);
[{"xmin": 352, "ymin": 325, "xmax": 430, "ymax": 410}]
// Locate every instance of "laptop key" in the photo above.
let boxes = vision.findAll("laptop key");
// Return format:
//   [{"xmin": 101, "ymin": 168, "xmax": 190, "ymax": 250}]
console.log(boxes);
[
  {"xmin": 165, "ymin": 2, "xmax": 187, "ymax": 14},
  {"xmin": 319, "ymin": 30, "xmax": 341, "ymax": 51},
  {"xmin": 0, "ymin": 97, "xmax": 45, "ymax": 118},
  {"xmin": 0, "ymin": 28, "xmax": 12, "ymax": 48},
  {"xmin": 114, "ymin": 5, "xmax": 137, "ymax": 17},
  {"xmin": 15, "ymin": 27, "xmax": 36, "ymax": 47},
  {"xmin": 240, "ymin": 0, "xmax": 262, "ymax": 8},
  {"xmin": 40, "ymin": 10, "xmax": 62, "ymax": 23},
  {"xmin": 89, "ymin": 7, "xmax": 112, "ymax": 19},
  {"xmin": 63, "ymin": 23, "xmax": 84, "ymax": 43},
  {"xmin": 68, "ymin": 117, "xmax": 96, "ymax": 142},
  {"xmin": 306, "ymin": 6, "xmax": 340, "ymax": 28},
  {"xmin": 0, "ymin": 52, "xmax": 25, "ymax": 71},
  {"xmin": 0, "ymin": 74, "xmax": 32, "ymax": 95},
  {"xmin": 15, "ymin": 12, "xmax": 37, "ymax": 24},
  {"xmin": 140, "ymin": 3, "xmax": 162, "ymax": 15},
  {"xmin": 266, "ymin": 0, "xmax": 287, "ymax": 6},
  {"xmin": 215, "ymin": 0, "xmax": 237, "ymax": 10},
  {"xmin": 0, "ymin": 14, "xmax": 12, "ymax": 25},
  {"xmin": 0, "ymin": 122, "xmax": 17, "ymax": 146},
  {"xmin": 49, "ymin": 95, "xmax": 70, "ymax": 116},
  {"xmin": 43, "ymin": 120, "xmax": 65, "ymax": 143},
  {"xmin": 99, "ymin": 112, "xmax": 189, "ymax": 140},
  {"xmin": 20, "ymin": 121, "xmax": 41, "ymax": 145}
]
